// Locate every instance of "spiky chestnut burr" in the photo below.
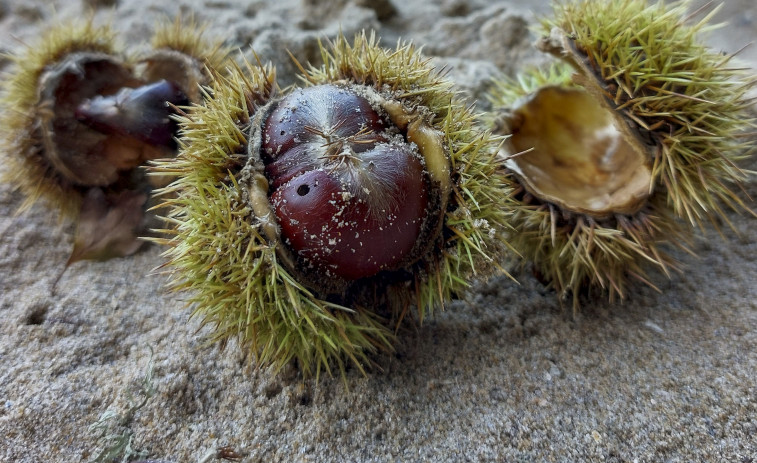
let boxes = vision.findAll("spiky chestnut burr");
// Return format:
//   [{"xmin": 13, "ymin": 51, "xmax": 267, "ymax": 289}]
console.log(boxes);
[
  {"xmin": 491, "ymin": 64, "xmax": 689, "ymax": 307},
  {"xmin": 488, "ymin": 0, "xmax": 755, "ymax": 307},
  {"xmin": 0, "ymin": 19, "xmax": 228, "ymax": 260},
  {"xmin": 0, "ymin": 22, "xmax": 128, "ymax": 217},
  {"xmin": 1, "ymin": 19, "xmax": 228, "ymax": 211},
  {"xmin": 152, "ymin": 33, "xmax": 512, "ymax": 377}
]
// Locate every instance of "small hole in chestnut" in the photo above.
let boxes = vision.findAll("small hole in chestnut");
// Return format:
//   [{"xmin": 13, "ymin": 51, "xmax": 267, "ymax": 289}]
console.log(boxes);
[{"xmin": 296, "ymin": 184, "xmax": 310, "ymax": 196}]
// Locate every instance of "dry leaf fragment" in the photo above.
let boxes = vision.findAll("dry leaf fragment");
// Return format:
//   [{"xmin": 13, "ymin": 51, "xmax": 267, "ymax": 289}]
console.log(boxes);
[{"xmin": 67, "ymin": 188, "xmax": 148, "ymax": 265}]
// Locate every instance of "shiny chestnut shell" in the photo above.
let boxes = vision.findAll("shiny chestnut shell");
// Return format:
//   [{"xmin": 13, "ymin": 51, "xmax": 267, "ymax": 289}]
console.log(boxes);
[
  {"xmin": 75, "ymin": 79, "xmax": 189, "ymax": 148},
  {"xmin": 261, "ymin": 85, "xmax": 431, "ymax": 281}
]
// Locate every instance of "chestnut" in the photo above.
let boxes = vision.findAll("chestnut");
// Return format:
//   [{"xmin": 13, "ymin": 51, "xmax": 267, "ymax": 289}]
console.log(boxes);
[{"xmin": 263, "ymin": 85, "xmax": 430, "ymax": 281}]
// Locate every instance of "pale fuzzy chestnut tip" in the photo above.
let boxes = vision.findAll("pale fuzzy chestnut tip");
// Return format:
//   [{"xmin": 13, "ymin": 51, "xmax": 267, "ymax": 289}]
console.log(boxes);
[{"xmin": 152, "ymin": 33, "xmax": 514, "ymax": 378}]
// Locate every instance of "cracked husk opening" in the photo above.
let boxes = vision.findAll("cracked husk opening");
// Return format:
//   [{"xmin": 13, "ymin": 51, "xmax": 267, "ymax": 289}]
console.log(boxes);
[{"xmin": 506, "ymin": 86, "xmax": 652, "ymax": 218}]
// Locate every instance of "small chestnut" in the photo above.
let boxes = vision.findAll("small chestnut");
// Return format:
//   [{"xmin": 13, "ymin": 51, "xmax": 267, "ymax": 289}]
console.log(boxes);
[{"xmin": 75, "ymin": 79, "xmax": 189, "ymax": 148}]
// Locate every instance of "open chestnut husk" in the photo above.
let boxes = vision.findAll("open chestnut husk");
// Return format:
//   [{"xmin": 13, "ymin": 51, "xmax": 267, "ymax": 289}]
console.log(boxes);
[
  {"xmin": 488, "ymin": 0, "xmax": 755, "ymax": 307},
  {"xmin": 153, "ymin": 33, "xmax": 512, "ymax": 377},
  {"xmin": 0, "ymin": 20, "xmax": 228, "ymax": 262}
]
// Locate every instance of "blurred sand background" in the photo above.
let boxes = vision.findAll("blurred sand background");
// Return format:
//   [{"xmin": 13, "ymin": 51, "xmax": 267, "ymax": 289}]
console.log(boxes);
[{"xmin": 1, "ymin": 0, "xmax": 756, "ymax": 462}]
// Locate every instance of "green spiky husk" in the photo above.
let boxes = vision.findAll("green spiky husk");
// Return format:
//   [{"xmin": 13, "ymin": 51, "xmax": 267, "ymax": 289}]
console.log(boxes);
[
  {"xmin": 489, "ymin": 62, "xmax": 576, "ymax": 110},
  {"xmin": 509, "ymin": 185, "xmax": 687, "ymax": 308},
  {"xmin": 153, "ymin": 33, "xmax": 513, "ymax": 377},
  {"xmin": 541, "ymin": 0, "xmax": 755, "ymax": 227},
  {"xmin": 0, "ymin": 22, "xmax": 122, "ymax": 217},
  {"xmin": 490, "ymin": 64, "xmax": 691, "ymax": 307}
]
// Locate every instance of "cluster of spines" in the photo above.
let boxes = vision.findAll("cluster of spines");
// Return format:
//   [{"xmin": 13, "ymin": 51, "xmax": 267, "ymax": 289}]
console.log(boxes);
[
  {"xmin": 148, "ymin": 16, "xmax": 230, "ymax": 76},
  {"xmin": 488, "ymin": 62, "xmax": 575, "ymax": 111},
  {"xmin": 510, "ymin": 190, "xmax": 686, "ymax": 307}
]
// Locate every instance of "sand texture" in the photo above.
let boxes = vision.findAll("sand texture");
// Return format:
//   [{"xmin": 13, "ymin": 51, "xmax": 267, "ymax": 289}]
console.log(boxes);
[{"xmin": 1, "ymin": 0, "xmax": 756, "ymax": 462}]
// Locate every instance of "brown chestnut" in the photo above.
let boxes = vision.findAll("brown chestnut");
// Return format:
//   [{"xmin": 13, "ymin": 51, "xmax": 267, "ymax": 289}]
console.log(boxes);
[
  {"xmin": 262, "ymin": 85, "xmax": 430, "ymax": 280},
  {"xmin": 75, "ymin": 79, "xmax": 189, "ymax": 148}
]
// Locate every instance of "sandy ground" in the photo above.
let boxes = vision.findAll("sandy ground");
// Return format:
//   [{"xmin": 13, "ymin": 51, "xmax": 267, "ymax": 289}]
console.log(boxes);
[{"xmin": 1, "ymin": 0, "xmax": 756, "ymax": 462}]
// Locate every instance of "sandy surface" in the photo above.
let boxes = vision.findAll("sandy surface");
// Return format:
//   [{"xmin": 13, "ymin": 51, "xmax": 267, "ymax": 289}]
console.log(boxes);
[{"xmin": 1, "ymin": 0, "xmax": 756, "ymax": 462}]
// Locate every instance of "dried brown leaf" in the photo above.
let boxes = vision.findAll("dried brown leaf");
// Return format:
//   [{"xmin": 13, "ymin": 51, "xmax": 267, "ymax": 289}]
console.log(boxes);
[{"xmin": 67, "ymin": 187, "xmax": 147, "ymax": 264}]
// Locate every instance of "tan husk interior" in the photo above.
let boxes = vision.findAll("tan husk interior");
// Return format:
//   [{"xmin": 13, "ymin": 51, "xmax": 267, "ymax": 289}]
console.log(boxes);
[{"xmin": 506, "ymin": 86, "xmax": 652, "ymax": 218}]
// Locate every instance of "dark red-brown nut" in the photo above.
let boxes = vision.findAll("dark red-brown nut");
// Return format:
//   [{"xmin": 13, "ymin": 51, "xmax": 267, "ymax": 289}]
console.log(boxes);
[
  {"xmin": 75, "ymin": 79, "xmax": 189, "ymax": 148},
  {"xmin": 262, "ymin": 85, "xmax": 430, "ymax": 280}
]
